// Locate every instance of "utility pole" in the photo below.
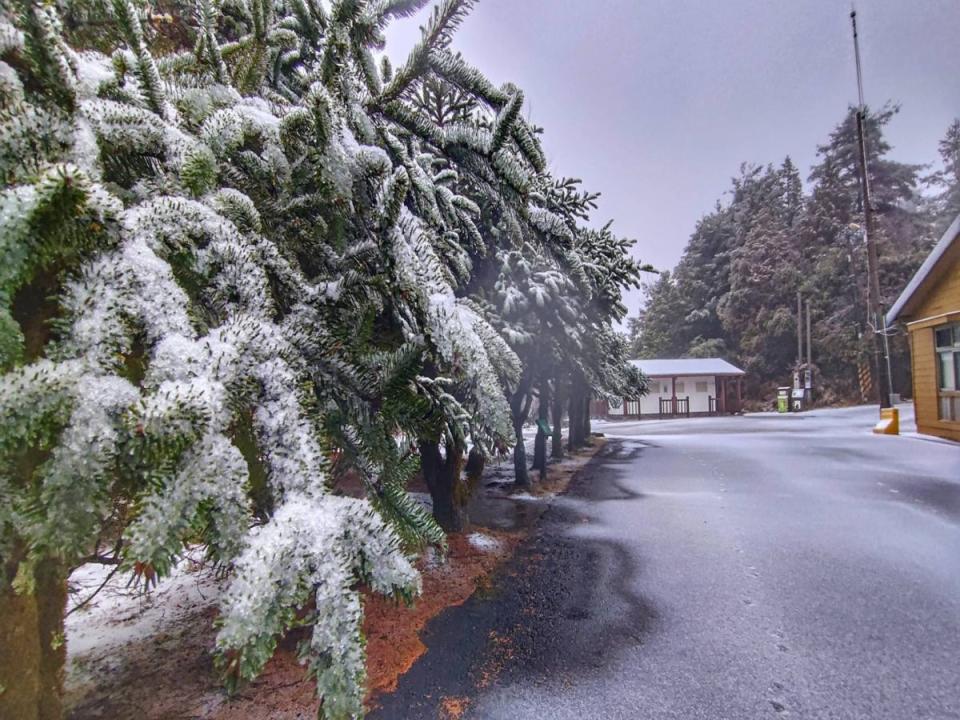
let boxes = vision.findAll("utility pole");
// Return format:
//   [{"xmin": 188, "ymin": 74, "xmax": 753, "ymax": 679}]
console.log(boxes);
[
  {"xmin": 797, "ymin": 291, "xmax": 803, "ymax": 367},
  {"xmin": 850, "ymin": 8, "xmax": 892, "ymax": 409},
  {"xmin": 806, "ymin": 298, "xmax": 813, "ymax": 401}
]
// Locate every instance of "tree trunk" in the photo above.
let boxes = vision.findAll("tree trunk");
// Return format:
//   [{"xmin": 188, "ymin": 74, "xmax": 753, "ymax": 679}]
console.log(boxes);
[
  {"xmin": 551, "ymin": 387, "xmax": 565, "ymax": 459},
  {"xmin": 419, "ymin": 437, "xmax": 467, "ymax": 532},
  {"xmin": 581, "ymin": 394, "xmax": 592, "ymax": 445},
  {"xmin": 532, "ymin": 384, "xmax": 549, "ymax": 479},
  {"xmin": 465, "ymin": 445, "xmax": 485, "ymax": 492},
  {"xmin": 509, "ymin": 373, "xmax": 534, "ymax": 487},
  {"xmin": 567, "ymin": 383, "xmax": 592, "ymax": 450},
  {"xmin": 513, "ymin": 429, "xmax": 529, "ymax": 486},
  {"xmin": 567, "ymin": 389, "xmax": 582, "ymax": 450},
  {"xmin": 512, "ymin": 392, "xmax": 533, "ymax": 488},
  {"xmin": 0, "ymin": 548, "xmax": 67, "ymax": 720},
  {"xmin": 2, "ymin": 296, "xmax": 68, "ymax": 716}
]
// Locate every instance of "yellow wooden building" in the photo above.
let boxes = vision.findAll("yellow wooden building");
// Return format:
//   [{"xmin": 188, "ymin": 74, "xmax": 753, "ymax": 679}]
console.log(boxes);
[{"xmin": 886, "ymin": 214, "xmax": 960, "ymax": 442}]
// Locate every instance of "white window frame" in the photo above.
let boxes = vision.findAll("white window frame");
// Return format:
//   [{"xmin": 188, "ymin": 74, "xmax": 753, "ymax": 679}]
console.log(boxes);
[{"xmin": 935, "ymin": 323, "xmax": 960, "ymax": 422}]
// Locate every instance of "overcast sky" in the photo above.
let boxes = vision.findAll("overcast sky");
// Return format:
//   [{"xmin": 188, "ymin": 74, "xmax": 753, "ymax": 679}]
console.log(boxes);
[{"xmin": 384, "ymin": 0, "xmax": 960, "ymax": 319}]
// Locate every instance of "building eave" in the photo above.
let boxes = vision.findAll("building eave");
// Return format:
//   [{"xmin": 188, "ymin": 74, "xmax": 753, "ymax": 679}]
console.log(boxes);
[{"xmin": 886, "ymin": 212, "xmax": 960, "ymax": 327}]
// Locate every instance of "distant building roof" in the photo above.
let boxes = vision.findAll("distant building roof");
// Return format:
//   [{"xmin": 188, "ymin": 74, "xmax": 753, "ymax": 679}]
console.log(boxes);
[
  {"xmin": 629, "ymin": 358, "xmax": 745, "ymax": 377},
  {"xmin": 886, "ymin": 212, "xmax": 960, "ymax": 326}
]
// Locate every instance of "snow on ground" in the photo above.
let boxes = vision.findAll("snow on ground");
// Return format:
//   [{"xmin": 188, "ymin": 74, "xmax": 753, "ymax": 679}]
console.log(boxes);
[
  {"xmin": 508, "ymin": 492, "xmax": 544, "ymax": 502},
  {"xmin": 419, "ymin": 545, "xmax": 448, "ymax": 571},
  {"xmin": 66, "ymin": 546, "xmax": 223, "ymax": 660},
  {"xmin": 466, "ymin": 532, "xmax": 503, "ymax": 552}
]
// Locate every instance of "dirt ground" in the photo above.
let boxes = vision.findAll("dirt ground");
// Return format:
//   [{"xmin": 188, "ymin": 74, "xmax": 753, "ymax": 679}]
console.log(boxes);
[{"xmin": 64, "ymin": 441, "xmax": 604, "ymax": 719}]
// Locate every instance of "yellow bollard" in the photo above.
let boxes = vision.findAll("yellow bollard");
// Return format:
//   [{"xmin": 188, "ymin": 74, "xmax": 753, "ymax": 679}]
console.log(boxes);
[{"xmin": 873, "ymin": 407, "xmax": 899, "ymax": 435}]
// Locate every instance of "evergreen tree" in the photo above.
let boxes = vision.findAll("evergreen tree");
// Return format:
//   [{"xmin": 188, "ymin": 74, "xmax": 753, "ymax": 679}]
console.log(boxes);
[
  {"xmin": 1, "ymin": 3, "xmax": 649, "ymax": 717},
  {"xmin": 927, "ymin": 118, "xmax": 960, "ymax": 233},
  {"xmin": 633, "ymin": 271, "xmax": 687, "ymax": 358},
  {"xmin": 718, "ymin": 161, "xmax": 802, "ymax": 391},
  {"xmin": 802, "ymin": 105, "xmax": 928, "ymax": 399},
  {"xmin": 670, "ymin": 205, "xmax": 736, "ymax": 354},
  {"xmin": 797, "ymin": 157, "xmax": 865, "ymax": 399},
  {"xmin": 629, "ymin": 104, "xmax": 932, "ymax": 404}
]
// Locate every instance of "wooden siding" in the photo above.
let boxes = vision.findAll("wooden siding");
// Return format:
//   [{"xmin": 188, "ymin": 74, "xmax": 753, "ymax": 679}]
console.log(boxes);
[
  {"xmin": 910, "ymin": 241, "xmax": 960, "ymax": 322},
  {"xmin": 904, "ymin": 249, "xmax": 960, "ymax": 442}
]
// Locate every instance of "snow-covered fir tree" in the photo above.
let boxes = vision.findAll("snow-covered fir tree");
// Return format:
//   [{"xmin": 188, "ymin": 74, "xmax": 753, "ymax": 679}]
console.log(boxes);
[{"xmin": 0, "ymin": 1, "xmax": 648, "ymax": 718}]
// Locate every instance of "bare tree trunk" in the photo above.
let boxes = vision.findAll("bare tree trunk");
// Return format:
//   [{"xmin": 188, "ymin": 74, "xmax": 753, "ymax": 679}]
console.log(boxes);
[
  {"xmin": 567, "ymin": 382, "xmax": 593, "ymax": 450},
  {"xmin": 0, "ymin": 547, "xmax": 67, "ymax": 720},
  {"xmin": 551, "ymin": 385, "xmax": 565, "ymax": 459},
  {"xmin": 419, "ymin": 437, "xmax": 467, "ymax": 532},
  {"xmin": 582, "ymin": 394, "xmax": 592, "ymax": 445},
  {"xmin": 566, "ymin": 391, "xmax": 579, "ymax": 450},
  {"xmin": 1, "ymin": 430, "xmax": 68, "ymax": 720},
  {"xmin": 512, "ymin": 392, "xmax": 533, "ymax": 487},
  {"xmin": 465, "ymin": 445, "xmax": 485, "ymax": 491},
  {"xmin": 567, "ymin": 387, "xmax": 584, "ymax": 450},
  {"xmin": 532, "ymin": 383, "xmax": 549, "ymax": 478},
  {"xmin": 509, "ymin": 373, "xmax": 534, "ymax": 487}
]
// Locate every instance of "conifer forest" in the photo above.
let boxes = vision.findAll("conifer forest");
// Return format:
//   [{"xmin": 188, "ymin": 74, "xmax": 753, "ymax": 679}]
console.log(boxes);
[
  {"xmin": 1, "ymin": 2, "xmax": 959, "ymax": 720},
  {"xmin": 628, "ymin": 109, "xmax": 960, "ymax": 405}
]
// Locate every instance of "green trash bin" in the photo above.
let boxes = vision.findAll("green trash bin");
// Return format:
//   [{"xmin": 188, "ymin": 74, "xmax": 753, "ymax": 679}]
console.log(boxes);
[{"xmin": 776, "ymin": 387, "xmax": 790, "ymax": 413}]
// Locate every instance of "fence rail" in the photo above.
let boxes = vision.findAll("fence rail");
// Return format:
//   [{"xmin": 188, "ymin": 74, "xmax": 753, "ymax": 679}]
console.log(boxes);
[{"xmin": 658, "ymin": 397, "xmax": 691, "ymax": 418}]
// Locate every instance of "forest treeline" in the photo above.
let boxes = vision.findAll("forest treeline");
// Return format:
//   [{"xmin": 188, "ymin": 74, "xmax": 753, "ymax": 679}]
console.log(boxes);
[{"xmin": 628, "ymin": 108, "xmax": 960, "ymax": 405}]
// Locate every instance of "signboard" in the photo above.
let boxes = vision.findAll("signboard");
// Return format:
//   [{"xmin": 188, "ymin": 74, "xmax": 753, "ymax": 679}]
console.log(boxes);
[{"xmin": 804, "ymin": 369, "xmax": 812, "ymax": 390}]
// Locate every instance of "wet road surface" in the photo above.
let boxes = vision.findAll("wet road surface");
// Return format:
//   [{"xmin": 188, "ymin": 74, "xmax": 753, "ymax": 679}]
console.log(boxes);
[{"xmin": 371, "ymin": 406, "xmax": 960, "ymax": 719}]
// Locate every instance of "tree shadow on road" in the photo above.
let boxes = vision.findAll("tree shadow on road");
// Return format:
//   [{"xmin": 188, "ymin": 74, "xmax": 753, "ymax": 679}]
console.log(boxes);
[{"xmin": 369, "ymin": 440, "xmax": 659, "ymax": 719}]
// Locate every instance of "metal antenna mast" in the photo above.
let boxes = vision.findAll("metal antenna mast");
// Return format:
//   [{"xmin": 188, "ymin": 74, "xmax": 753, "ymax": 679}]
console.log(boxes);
[{"xmin": 850, "ymin": 7, "xmax": 893, "ymax": 409}]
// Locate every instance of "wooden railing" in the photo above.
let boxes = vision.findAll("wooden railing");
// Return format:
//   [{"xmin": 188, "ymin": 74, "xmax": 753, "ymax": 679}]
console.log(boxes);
[
  {"xmin": 659, "ymin": 397, "xmax": 691, "ymax": 418},
  {"xmin": 938, "ymin": 390, "xmax": 960, "ymax": 422}
]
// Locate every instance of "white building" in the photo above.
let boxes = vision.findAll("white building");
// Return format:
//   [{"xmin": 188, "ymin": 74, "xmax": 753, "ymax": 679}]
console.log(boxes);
[{"xmin": 596, "ymin": 358, "xmax": 746, "ymax": 419}]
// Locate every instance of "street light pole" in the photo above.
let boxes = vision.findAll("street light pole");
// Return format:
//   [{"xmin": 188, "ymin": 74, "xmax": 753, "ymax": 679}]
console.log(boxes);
[{"xmin": 850, "ymin": 8, "xmax": 891, "ymax": 409}]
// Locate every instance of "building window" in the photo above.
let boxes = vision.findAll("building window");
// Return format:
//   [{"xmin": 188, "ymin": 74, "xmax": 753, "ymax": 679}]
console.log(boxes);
[
  {"xmin": 662, "ymin": 383, "xmax": 670, "ymax": 394},
  {"xmin": 935, "ymin": 323, "xmax": 960, "ymax": 422},
  {"xmin": 676, "ymin": 381, "xmax": 685, "ymax": 393},
  {"xmin": 695, "ymin": 381, "xmax": 708, "ymax": 393}
]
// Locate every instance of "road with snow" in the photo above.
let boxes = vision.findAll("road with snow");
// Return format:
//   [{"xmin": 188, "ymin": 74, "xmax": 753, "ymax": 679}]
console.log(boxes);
[{"xmin": 372, "ymin": 405, "xmax": 960, "ymax": 719}]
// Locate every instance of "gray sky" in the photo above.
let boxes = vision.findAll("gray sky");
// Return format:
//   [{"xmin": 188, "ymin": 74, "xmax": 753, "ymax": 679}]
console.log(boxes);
[{"xmin": 384, "ymin": 0, "xmax": 960, "ymax": 319}]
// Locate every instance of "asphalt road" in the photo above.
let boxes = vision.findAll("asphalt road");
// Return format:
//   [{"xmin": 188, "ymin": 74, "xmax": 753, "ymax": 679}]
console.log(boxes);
[{"xmin": 371, "ymin": 406, "xmax": 960, "ymax": 720}]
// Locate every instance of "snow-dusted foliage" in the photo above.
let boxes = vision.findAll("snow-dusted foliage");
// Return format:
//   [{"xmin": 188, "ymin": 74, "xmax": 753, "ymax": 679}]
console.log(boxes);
[
  {"xmin": 2, "ymin": 0, "xmax": 648, "ymax": 715},
  {"xmin": 1, "ymin": 1, "xmax": 478, "ymax": 716},
  {"xmin": 217, "ymin": 492, "xmax": 419, "ymax": 718}
]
